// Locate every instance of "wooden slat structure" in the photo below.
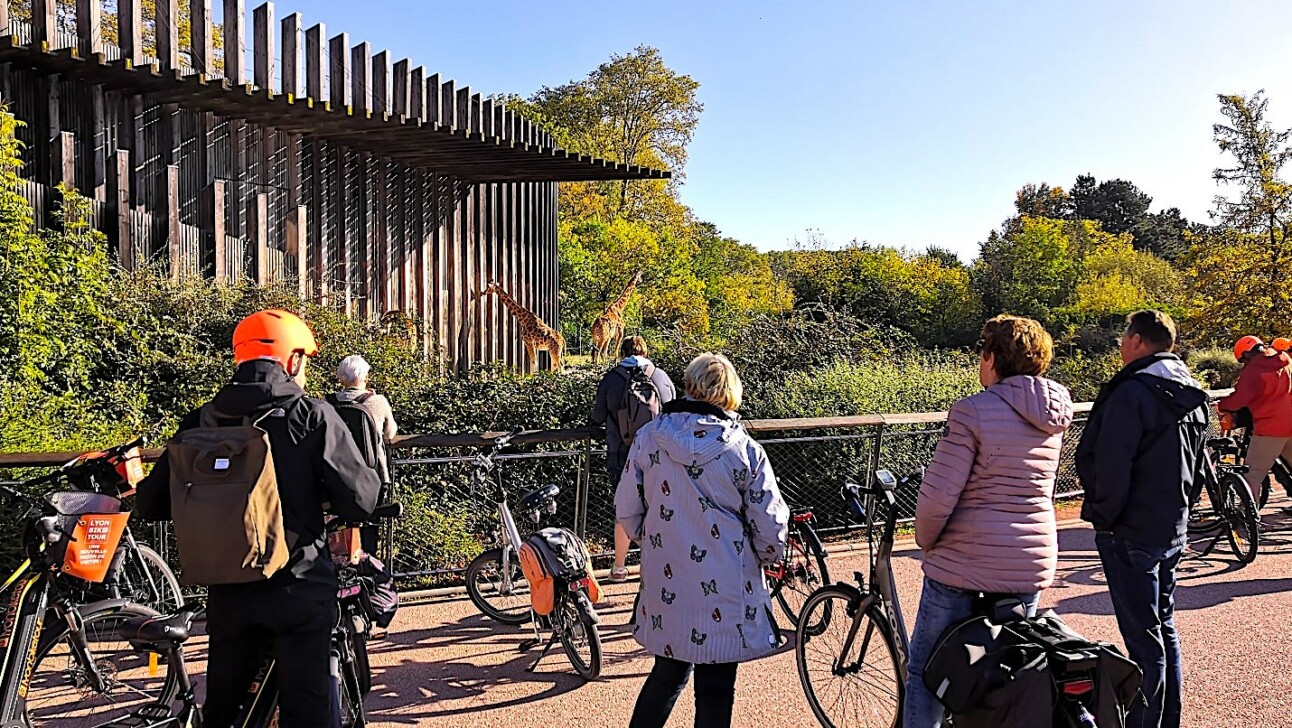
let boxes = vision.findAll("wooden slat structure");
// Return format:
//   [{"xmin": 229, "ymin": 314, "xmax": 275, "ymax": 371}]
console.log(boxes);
[{"xmin": 0, "ymin": 0, "xmax": 668, "ymax": 373}]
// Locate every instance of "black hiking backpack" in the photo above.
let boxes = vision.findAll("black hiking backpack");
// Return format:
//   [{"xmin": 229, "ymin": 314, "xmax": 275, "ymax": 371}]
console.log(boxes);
[
  {"xmin": 325, "ymin": 392, "xmax": 383, "ymax": 472},
  {"xmin": 616, "ymin": 364, "xmax": 661, "ymax": 448}
]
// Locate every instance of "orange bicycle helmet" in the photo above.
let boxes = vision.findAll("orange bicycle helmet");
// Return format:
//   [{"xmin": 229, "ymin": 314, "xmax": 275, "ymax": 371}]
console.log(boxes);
[
  {"xmin": 1233, "ymin": 335, "xmax": 1264, "ymax": 361},
  {"xmin": 232, "ymin": 309, "xmax": 319, "ymax": 371},
  {"xmin": 1273, "ymin": 337, "xmax": 1292, "ymax": 353}
]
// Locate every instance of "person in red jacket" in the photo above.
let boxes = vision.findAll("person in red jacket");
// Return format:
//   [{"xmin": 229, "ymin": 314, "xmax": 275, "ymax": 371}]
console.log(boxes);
[{"xmin": 1217, "ymin": 335, "xmax": 1292, "ymax": 504}]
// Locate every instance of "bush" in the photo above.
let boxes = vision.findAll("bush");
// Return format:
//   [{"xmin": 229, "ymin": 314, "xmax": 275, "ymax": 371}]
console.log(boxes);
[
  {"xmin": 1186, "ymin": 347, "xmax": 1240, "ymax": 389},
  {"xmin": 759, "ymin": 354, "xmax": 979, "ymax": 419},
  {"xmin": 1048, "ymin": 350, "xmax": 1122, "ymax": 402}
]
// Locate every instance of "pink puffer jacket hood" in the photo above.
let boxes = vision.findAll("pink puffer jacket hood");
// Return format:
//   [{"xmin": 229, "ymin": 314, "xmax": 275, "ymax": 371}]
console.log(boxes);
[{"xmin": 914, "ymin": 375, "xmax": 1074, "ymax": 594}]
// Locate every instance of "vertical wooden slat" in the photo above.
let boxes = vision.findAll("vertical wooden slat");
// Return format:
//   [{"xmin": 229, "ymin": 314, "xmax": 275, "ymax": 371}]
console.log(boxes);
[
  {"xmin": 392, "ymin": 59, "xmax": 410, "ymax": 117},
  {"xmin": 167, "ymin": 165, "xmax": 180, "ymax": 279},
  {"xmin": 76, "ymin": 0, "xmax": 102, "ymax": 57},
  {"xmin": 191, "ymin": 0, "xmax": 214, "ymax": 75},
  {"xmin": 494, "ymin": 103, "xmax": 506, "ymax": 141},
  {"xmin": 349, "ymin": 40, "xmax": 369, "ymax": 113},
  {"xmin": 255, "ymin": 192, "xmax": 269, "ymax": 285},
  {"xmin": 253, "ymin": 2, "xmax": 274, "ymax": 89},
  {"xmin": 410, "ymin": 67, "xmax": 425, "ymax": 121},
  {"xmin": 211, "ymin": 180, "xmax": 226, "ymax": 283},
  {"xmin": 440, "ymin": 80, "xmax": 456, "ymax": 130},
  {"xmin": 426, "ymin": 73, "xmax": 441, "ymax": 125},
  {"xmin": 112, "ymin": 150, "xmax": 133, "ymax": 270},
  {"xmin": 470, "ymin": 93, "xmax": 482, "ymax": 136},
  {"xmin": 223, "ymin": 0, "xmax": 246, "ymax": 83},
  {"xmin": 415, "ymin": 173, "xmax": 428, "ymax": 352},
  {"xmin": 56, "ymin": 131, "xmax": 74, "ymax": 189},
  {"xmin": 0, "ymin": 2, "xmax": 8, "ymax": 30},
  {"xmin": 374, "ymin": 157, "xmax": 388, "ymax": 313},
  {"xmin": 305, "ymin": 24, "xmax": 325, "ymax": 103},
  {"xmin": 434, "ymin": 178, "xmax": 447, "ymax": 370},
  {"xmin": 280, "ymin": 13, "xmax": 301, "ymax": 96},
  {"xmin": 157, "ymin": 0, "xmax": 179, "ymax": 69},
  {"xmin": 294, "ymin": 205, "xmax": 307, "ymax": 296},
  {"xmin": 456, "ymin": 87, "xmax": 471, "ymax": 133},
  {"xmin": 329, "ymin": 34, "xmax": 351, "ymax": 110},
  {"xmin": 120, "ymin": 0, "xmax": 143, "ymax": 65},
  {"xmin": 32, "ymin": 0, "xmax": 55, "ymax": 46},
  {"xmin": 371, "ymin": 51, "xmax": 389, "ymax": 115}
]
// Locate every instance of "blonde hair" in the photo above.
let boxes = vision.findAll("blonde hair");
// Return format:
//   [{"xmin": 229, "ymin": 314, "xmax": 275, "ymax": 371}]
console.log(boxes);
[{"xmin": 684, "ymin": 353, "xmax": 743, "ymax": 411}]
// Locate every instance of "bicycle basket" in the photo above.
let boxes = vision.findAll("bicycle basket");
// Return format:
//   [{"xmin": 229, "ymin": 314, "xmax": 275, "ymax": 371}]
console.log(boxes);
[{"xmin": 43, "ymin": 491, "xmax": 129, "ymax": 583}]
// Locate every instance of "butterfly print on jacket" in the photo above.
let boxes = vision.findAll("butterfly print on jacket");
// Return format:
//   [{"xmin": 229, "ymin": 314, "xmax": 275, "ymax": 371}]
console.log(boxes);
[
  {"xmin": 690, "ymin": 545, "xmax": 708, "ymax": 562},
  {"xmin": 649, "ymin": 451, "xmax": 661, "ymax": 466},
  {"xmin": 650, "ymin": 533, "xmax": 663, "ymax": 549},
  {"xmin": 736, "ymin": 623, "xmax": 750, "ymax": 649},
  {"xmin": 744, "ymin": 605, "xmax": 757, "ymax": 621},
  {"xmin": 698, "ymin": 496, "xmax": 717, "ymax": 513},
  {"xmin": 691, "ymin": 628, "xmax": 708, "ymax": 646},
  {"xmin": 733, "ymin": 539, "xmax": 745, "ymax": 555},
  {"xmin": 652, "ymin": 615, "xmax": 663, "ymax": 631},
  {"xmin": 701, "ymin": 579, "xmax": 719, "ymax": 596},
  {"xmin": 661, "ymin": 588, "xmax": 677, "ymax": 605},
  {"xmin": 712, "ymin": 607, "xmax": 722, "ymax": 623},
  {"xmin": 748, "ymin": 489, "xmax": 767, "ymax": 505},
  {"xmin": 685, "ymin": 462, "xmax": 705, "ymax": 480},
  {"xmin": 733, "ymin": 468, "xmax": 749, "ymax": 485},
  {"xmin": 659, "ymin": 505, "xmax": 675, "ymax": 522},
  {"xmin": 661, "ymin": 480, "xmax": 670, "ymax": 496},
  {"xmin": 663, "ymin": 563, "xmax": 673, "ymax": 579},
  {"xmin": 710, "ymin": 524, "xmax": 721, "ymax": 539}
]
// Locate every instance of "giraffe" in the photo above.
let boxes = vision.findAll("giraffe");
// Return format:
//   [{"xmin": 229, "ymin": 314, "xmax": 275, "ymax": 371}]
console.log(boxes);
[
  {"xmin": 483, "ymin": 281, "xmax": 565, "ymax": 373},
  {"xmin": 379, "ymin": 309, "xmax": 418, "ymax": 351},
  {"xmin": 590, "ymin": 270, "xmax": 643, "ymax": 365}
]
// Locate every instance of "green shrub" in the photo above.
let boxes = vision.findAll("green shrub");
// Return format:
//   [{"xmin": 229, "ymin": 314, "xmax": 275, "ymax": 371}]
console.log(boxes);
[
  {"xmin": 760, "ymin": 354, "xmax": 979, "ymax": 419},
  {"xmin": 1186, "ymin": 347, "xmax": 1240, "ymax": 389},
  {"xmin": 1048, "ymin": 350, "xmax": 1122, "ymax": 402}
]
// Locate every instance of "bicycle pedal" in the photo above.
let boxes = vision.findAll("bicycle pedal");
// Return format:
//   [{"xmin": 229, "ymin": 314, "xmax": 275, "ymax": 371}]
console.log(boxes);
[{"xmin": 518, "ymin": 638, "xmax": 540, "ymax": 652}]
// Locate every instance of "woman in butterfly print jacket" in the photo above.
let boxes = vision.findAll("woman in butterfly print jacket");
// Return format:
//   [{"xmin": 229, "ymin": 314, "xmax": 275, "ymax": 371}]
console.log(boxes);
[{"xmin": 615, "ymin": 353, "xmax": 790, "ymax": 728}]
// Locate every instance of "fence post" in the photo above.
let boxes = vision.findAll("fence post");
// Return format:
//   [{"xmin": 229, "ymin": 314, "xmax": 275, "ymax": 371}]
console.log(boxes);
[
  {"xmin": 869, "ymin": 423, "xmax": 886, "ymax": 485},
  {"xmin": 577, "ymin": 439, "xmax": 592, "ymax": 539}
]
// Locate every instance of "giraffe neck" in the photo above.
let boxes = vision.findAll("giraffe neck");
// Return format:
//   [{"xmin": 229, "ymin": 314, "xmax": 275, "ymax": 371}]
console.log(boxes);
[
  {"xmin": 494, "ymin": 288, "xmax": 536, "ymax": 324},
  {"xmin": 606, "ymin": 278, "xmax": 639, "ymax": 316}
]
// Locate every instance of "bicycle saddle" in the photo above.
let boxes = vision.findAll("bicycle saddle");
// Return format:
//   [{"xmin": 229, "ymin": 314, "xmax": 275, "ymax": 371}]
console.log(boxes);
[
  {"xmin": 119, "ymin": 607, "xmax": 200, "ymax": 648},
  {"xmin": 516, "ymin": 484, "xmax": 560, "ymax": 511}
]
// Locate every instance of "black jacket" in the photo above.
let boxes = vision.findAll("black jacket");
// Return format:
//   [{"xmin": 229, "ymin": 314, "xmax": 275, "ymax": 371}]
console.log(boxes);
[
  {"xmin": 138, "ymin": 360, "xmax": 381, "ymax": 592},
  {"xmin": 1076, "ymin": 353, "xmax": 1209, "ymax": 548}
]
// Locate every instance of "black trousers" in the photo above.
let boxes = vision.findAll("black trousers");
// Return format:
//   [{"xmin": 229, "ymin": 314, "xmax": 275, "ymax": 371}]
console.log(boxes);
[
  {"xmin": 628, "ymin": 656, "xmax": 739, "ymax": 728},
  {"xmin": 203, "ymin": 583, "xmax": 337, "ymax": 728}
]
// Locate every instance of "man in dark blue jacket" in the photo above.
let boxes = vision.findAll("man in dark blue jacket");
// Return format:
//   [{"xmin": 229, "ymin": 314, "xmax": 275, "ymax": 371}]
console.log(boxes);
[{"xmin": 1076, "ymin": 310, "xmax": 1208, "ymax": 728}]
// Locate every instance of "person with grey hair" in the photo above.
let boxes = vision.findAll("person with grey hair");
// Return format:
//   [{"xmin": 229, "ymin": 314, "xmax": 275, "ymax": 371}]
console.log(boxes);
[{"xmin": 329, "ymin": 355, "xmax": 398, "ymax": 485}]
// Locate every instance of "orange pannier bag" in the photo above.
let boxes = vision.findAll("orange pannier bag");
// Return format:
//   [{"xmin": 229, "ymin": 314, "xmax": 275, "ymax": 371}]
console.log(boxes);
[
  {"xmin": 517, "ymin": 527, "xmax": 602, "ymax": 616},
  {"xmin": 328, "ymin": 525, "xmax": 363, "ymax": 565}
]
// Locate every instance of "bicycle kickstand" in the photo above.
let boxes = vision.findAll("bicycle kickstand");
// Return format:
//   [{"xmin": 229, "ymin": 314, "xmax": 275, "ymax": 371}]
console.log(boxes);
[{"xmin": 524, "ymin": 631, "xmax": 561, "ymax": 673}]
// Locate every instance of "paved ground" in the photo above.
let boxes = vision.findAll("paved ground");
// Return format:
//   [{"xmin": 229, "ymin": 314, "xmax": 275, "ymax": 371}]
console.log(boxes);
[{"xmin": 165, "ymin": 496, "xmax": 1292, "ymax": 727}]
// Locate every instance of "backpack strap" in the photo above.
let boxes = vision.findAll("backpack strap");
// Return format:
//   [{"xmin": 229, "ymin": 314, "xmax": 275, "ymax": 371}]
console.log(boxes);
[{"xmin": 355, "ymin": 391, "xmax": 375, "ymax": 404}]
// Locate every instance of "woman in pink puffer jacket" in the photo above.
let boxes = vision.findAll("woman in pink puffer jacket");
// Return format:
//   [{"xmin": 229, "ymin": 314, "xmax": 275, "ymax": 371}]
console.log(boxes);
[{"xmin": 903, "ymin": 315, "xmax": 1074, "ymax": 728}]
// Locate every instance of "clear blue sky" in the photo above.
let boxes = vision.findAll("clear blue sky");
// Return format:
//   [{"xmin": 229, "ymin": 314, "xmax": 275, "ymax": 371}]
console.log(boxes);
[{"xmin": 301, "ymin": 0, "xmax": 1292, "ymax": 260}]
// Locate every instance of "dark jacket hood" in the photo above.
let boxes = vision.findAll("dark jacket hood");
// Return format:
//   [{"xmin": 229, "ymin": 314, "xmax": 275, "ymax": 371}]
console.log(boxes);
[{"xmin": 211, "ymin": 360, "xmax": 306, "ymax": 417}]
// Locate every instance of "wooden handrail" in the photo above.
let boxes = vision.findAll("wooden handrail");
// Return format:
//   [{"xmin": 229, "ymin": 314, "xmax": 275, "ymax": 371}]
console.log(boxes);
[{"xmin": 0, "ymin": 389, "xmax": 1234, "ymax": 466}]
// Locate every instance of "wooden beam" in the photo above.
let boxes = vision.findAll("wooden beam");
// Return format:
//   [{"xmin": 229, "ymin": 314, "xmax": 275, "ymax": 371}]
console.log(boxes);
[
  {"xmin": 305, "ymin": 23, "xmax": 325, "ymax": 102},
  {"xmin": 329, "ymin": 33, "xmax": 350, "ymax": 109},
  {"xmin": 157, "ymin": 0, "xmax": 178, "ymax": 69},
  {"xmin": 252, "ymin": 2, "xmax": 274, "ymax": 89},
  {"xmin": 392, "ymin": 58, "xmax": 410, "ymax": 117},
  {"xmin": 119, "ymin": 0, "xmax": 143, "ymax": 65},
  {"xmin": 191, "ymin": 0, "xmax": 214, "ymax": 76},
  {"xmin": 255, "ymin": 192, "xmax": 269, "ymax": 285},
  {"xmin": 280, "ymin": 13, "xmax": 301, "ymax": 97},
  {"xmin": 167, "ymin": 165, "xmax": 180, "ymax": 279},
  {"xmin": 76, "ymin": 0, "xmax": 102, "ymax": 57},
  {"xmin": 211, "ymin": 179, "xmax": 226, "ymax": 283},
  {"xmin": 427, "ymin": 73, "xmax": 441, "ymax": 125},
  {"xmin": 410, "ymin": 66, "xmax": 425, "ymax": 121},
  {"xmin": 223, "ymin": 0, "xmax": 246, "ymax": 83},
  {"xmin": 31, "ymin": 0, "xmax": 55, "ymax": 46},
  {"xmin": 349, "ymin": 40, "xmax": 368, "ymax": 113},
  {"xmin": 111, "ymin": 150, "xmax": 132, "ymax": 269},
  {"xmin": 371, "ymin": 50, "xmax": 389, "ymax": 114}
]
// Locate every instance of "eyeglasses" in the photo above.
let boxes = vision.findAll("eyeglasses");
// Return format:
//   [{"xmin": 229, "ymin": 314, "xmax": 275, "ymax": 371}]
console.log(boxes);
[{"xmin": 974, "ymin": 339, "xmax": 985, "ymax": 354}]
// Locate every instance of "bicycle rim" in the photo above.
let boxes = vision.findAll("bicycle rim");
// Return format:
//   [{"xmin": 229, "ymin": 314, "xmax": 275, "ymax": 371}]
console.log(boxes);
[
  {"xmin": 557, "ymin": 595, "xmax": 602, "ymax": 681},
  {"xmin": 125, "ymin": 545, "xmax": 185, "ymax": 613},
  {"xmin": 796, "ymin": 587, "xmax": 902, "ymax": 728},
  {"xmin": 1222, "ymin": 474, "xmax": 1259, "ymax": 563},
  {"xmin": 775, "ymin": 535, "xmax": 830, "ymax": 631},
  {"xmin": 25, "ymin": 602, "xmax": 178, "ymax": 727},
  {"xmin": 465, "ymin": 548, "xmax": 531, "ymax": 625}
]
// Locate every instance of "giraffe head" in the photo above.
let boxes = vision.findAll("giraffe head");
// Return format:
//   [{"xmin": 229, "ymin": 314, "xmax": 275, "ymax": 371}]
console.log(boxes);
[{"xmin": 482, "ymin": 280, "xmax": 503, "ymax": 297}]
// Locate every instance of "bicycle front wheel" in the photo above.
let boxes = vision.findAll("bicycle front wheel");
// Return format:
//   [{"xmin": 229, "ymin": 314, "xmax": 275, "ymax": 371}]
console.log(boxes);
[
  {"xmin": 465, "ymin": 547, "xmax": 531, "ymax": 625},
  {"xmin": 774, "ymin": 527, "xmax": 830, "ymax": 630},
  {"xmin": 119, "ymin": 545, "xmax": 185, "ymax": 613},
  {"xmin": 1221, "ymin": 472, "xmax": 1259, "ymax": 563},
  {"xmin": 796, "ymin": 586, "xmax": 903, "ymax": 728},
  {"xmin": 25, "ymin": 601, "xmax": 179, "ymax": 727}
]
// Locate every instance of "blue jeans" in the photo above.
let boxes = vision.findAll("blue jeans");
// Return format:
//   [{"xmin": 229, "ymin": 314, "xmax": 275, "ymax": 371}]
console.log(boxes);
[
  {"xmin": 903, "ymin": 577, "xmax": 1039, "ymax": 728},
  {"xmin": 1095, "ymin": 532, "xmax": 1183, "ymax": 728}
]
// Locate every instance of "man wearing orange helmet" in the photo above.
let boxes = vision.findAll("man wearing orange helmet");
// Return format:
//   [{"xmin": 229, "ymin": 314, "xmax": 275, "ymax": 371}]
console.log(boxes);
[
  {"xmin": 1217, "ymin": 335, "xmax": 1292, "ymax": 506},
  {"xmin": 138, "ymin": 309, "xmax": 380, "ymax": 728}
]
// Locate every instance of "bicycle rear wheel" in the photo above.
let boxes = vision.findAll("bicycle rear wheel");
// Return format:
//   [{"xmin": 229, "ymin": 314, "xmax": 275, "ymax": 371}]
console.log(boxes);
[
  {"xmin": 796, "ymin": 586, "xmax": 903, "ymax": 728},
  {"xmin": 1220, "ymin": 472, "xmax": 1259, "ymax": 563},
  {"xmin": 557, "ymin": 592, "xmax": 602, "ymax": 681},
  {"xmin": 465, "ymin": 547, "xmax": 531, "ymax": 625},
  {"xmin": 25, "ymin": 601, "xmax": 178, "ymax": 727},
  {"xmin": 773, "ymin": 527, "xmax": 830, "ymax": 631},
  {"xmin": 118, "ymin": 545, "xmax": 185, "ymax": 614}
]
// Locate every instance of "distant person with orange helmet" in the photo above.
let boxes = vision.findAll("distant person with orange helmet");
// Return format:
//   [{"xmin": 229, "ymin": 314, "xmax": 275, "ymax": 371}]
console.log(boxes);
[
  {"xmin": 1273, "ymin": 337, "xmax": 1292, "ymax": 354},
  {"xmin": 1217, "ymin": 335, "xmax": 1292, "ymax": 506},
  {"xmin": 138, "ymin": 309, "xmax": 380, "ymax": 728}
]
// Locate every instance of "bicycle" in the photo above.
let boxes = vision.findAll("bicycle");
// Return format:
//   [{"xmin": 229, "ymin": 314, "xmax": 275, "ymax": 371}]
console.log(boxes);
[
  {"xmin": 464, "ymin": 430, "xmax": 560, "ymax": 625},
  {"xmin": 796, "ymin": 469, "xmax": 914, "ymax": 728},
  {"xmin": 110, "ymin": 502, "xmax": 405, "ymax": 728},
  {"xmin": 15, "ymin": 439, "xmax": 184, "ymax": 614},
  {"xmin": 1188, "ymin": 434, "xmax": 1260, "ymax": 563},
  {"xmin": 765, "ymin": 506, "xmax": 830, "ymax": 629},
  {"xmin": 0, "ymin": 482, "xmax": 170, "ymax": 726}
]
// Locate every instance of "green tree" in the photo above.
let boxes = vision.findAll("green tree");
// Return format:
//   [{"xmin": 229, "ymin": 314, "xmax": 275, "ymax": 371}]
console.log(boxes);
[{"xmin": 1212, "ymin": 91, "xmax": 1292, "ymax": 258}]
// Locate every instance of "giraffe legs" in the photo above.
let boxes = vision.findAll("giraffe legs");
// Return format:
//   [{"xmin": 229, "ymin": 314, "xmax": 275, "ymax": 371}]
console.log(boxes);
[{"xmin": 525, "ymin": 342, "xmax": 538, "ymax": 375}]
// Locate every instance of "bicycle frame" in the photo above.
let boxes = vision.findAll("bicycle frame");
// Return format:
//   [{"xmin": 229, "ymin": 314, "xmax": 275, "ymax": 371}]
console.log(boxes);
[{"xmin": 476, "ymin": 439, "xmax": 527, "ymax": 596}]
